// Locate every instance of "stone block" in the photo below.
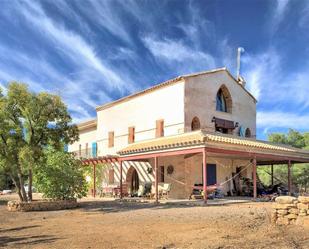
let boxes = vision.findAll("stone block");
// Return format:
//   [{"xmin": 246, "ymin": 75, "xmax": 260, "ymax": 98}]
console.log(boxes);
[
  {"xmin": 288, "ymin": 208, "xmax": 299, "ymax": 215},
  {"xmin": 297, "ymin": 203, "xmax": 309, "ymax": 210},
  {"xmin": 277, "ymin": 209, "xmax": 288, "ymax": 215},
  {"xmin": 286, "ymin": 213, "xmax": 298, "ymax": 220},
  {"xmin": 275, "ymin": 196, "xmax": 297, "ymax": 204},
  {"xmin": 276, "ymin": 217, "xmax": 290, "ymax": 225},
  {"xmin": 298, "ymin": 196, "xmax": 309, "ymax": 204},
  {"xmin": 273, "ymin": 203, "xmax": 296, "ymax": 210}
]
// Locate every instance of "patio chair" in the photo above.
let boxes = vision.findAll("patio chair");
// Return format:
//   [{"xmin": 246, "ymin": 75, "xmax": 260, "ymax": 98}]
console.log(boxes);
[{"xmin": 158, "ymin": 183, "xmax": 171, "ymax": 199}]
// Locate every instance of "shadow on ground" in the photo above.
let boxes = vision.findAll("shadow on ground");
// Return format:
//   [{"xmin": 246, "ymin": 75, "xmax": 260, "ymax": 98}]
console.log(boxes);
[
  {"xmin": 78, "ymin": 199, "xmax": 251, "ymax": 214},
  {"xmin": 0, "ymin": 200, "xmax": 7, "ymax": 206},
  {"xmin": 0, "ymin": 225, "xmax": 61, "ymax": 247}
]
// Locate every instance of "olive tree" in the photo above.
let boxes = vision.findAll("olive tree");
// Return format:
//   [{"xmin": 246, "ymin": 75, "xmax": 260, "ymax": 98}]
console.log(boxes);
[{"xmin": 0, "ymin": 82, "xmax": 78, "ymax": 201}]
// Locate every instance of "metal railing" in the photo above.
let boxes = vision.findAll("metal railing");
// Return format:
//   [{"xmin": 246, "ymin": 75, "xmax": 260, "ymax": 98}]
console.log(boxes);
[{"xmin": 71, "ymin": 149, "xmax": 97, "ymax": 159}]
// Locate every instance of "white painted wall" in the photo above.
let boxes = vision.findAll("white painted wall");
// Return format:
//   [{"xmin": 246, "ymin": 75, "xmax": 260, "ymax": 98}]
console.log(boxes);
[
  {"xmin": 68, "ymin": 127, "xmax": 97, "ymax": 152},
  {"xmin": 96, "ymin": 80, "xmax": 185, "ymax": 155}
]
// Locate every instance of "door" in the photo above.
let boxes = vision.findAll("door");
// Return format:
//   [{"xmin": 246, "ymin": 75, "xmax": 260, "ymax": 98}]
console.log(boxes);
[
  {"xmin": 131, "ymin": 169, "xmax": 139, "ymax": 193},
  {"xmin": 202, "ymin": 164, "xmax": 217, "ymax": 186}
]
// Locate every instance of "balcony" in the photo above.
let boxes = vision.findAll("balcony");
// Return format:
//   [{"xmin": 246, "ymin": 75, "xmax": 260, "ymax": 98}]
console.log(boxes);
[{"xmin": 71, "ymin": 148, "xmax": 97, "ymax": 159}]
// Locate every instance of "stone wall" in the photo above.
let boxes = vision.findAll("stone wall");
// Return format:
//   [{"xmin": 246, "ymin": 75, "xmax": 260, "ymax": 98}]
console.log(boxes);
[
  {"xmin": 272, "ymin": 196, "xmax": 309, "ymax": 225},
  {"xmin": 7, "ymin": 199, "xmax": 78, "ymax": 212}
]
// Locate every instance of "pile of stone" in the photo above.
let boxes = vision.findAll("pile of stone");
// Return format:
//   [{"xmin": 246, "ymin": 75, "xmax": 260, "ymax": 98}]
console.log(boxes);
[
  {"xmin": 272, "ymin": 196, "xmax": 309, "ymax": 225},
  {"xmin": 7, "ymin": 199, "xmax": 78, "ymax": 212}
]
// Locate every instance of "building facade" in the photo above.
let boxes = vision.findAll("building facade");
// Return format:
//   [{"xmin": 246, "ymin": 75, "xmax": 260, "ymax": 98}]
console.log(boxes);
[{"xmin": 68, "ymin": 68, "xmax": 309, "ymax": 199}]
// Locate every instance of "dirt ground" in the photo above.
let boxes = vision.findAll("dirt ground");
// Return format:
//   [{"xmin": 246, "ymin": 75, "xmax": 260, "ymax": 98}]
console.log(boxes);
[{"xmin": 1, "ymin": 195, "xmax": 309, "ymax": 249}]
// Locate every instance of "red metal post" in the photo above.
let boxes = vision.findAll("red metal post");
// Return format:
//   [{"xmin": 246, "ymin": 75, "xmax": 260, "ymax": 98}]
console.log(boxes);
[
  {"xmin": 120, "ymin": 160, "xmax": 123, "ymax": 199},
  {"xmin": 93, "ymin": 164, "xmax": 96, "ymax": 198},
  {"xmin": 154, "ymin": 156, "xmax": 159, "ymax": 204},
  {"xmin": 253, "ymin": 157, "xmax": 257, "ymax": 199},
  {"xmin": 203, "ymin": 148, "xmax": 207, "ymax": 204},
  {"xmin": 271, "ymin": 164, "xmax": 274, "ymax": 186},
  {"xmin": 288, "ymin": 160, "xmax": 292, "ymax": 195}
]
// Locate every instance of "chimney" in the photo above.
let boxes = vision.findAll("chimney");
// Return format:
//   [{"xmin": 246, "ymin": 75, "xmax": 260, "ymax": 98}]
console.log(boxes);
[{"xmin": 236, "ymin": 47, "xmax": 244, "ymax": 79}]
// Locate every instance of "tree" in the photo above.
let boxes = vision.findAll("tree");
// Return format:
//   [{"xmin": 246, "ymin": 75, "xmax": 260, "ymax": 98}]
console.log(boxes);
[
  {"xmin": 258, "ymin": 129, "xmax": 309, "ymax": 192},
  {"xmin": 0, "ymin": 82, "xmax": 78, "ymax": 201},
  {"xmin": 34, "ymin": 148, "xmax": 87, "ymax": 200}
]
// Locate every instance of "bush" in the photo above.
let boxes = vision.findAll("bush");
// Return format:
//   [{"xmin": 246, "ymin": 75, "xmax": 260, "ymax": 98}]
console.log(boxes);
[{"xmin": 35, "ymin": 148, "xmax": 87, "ymax": 200}]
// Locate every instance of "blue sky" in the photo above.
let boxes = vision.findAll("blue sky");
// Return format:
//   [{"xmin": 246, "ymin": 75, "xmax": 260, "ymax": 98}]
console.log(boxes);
[{"xmin": 0, "ymin": 0, "xmax": 308, "ymax": 140}]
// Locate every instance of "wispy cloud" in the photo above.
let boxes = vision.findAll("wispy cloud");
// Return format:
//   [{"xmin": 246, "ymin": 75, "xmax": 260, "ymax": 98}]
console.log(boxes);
[
  {"xmin": 272, "ymin": 0, "xmax": 290, "ymax": 31},
  {"xmin": 20, "ymin": 1, "xmax": 132, "ymax": 92},
  {"xmin": 242, "ymin": 49, "xmax": 281, "ymax": 100},
  {"xmin": 142, "ymin": 36, "xmax": 216, "ymax": 74},
  {"xmin": 257, "ymin": 111, "xmax": 309, "ymax": 130}
]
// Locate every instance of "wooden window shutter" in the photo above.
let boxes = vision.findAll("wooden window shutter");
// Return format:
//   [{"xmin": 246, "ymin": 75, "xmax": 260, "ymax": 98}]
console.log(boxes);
[
  {"xmin": 79, "ymin": 144, "xmax": 82, "ymax": 157},
  {"xmin": 109, "ymin": 169, "xmax": 114, "ymax": 184},
  {"xmin": 156, "ymin": 119, "xmax": 164, "ymax": 138},
  {"xmin": 108, "ymin": 131, "xmax": 114, "ymax": 148},
  {"xmin": 128, "ymin": 126, "xmax": 135, "ymax": 144}
]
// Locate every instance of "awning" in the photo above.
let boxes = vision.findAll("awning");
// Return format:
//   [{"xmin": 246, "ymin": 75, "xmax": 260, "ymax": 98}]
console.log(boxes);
[{"xmin": 118, "ymin": 130, "xmax": 309, "ymax": 163}]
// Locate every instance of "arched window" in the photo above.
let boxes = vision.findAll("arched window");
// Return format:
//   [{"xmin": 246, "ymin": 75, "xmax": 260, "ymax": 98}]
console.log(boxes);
[
  {"xmin": 191, "ymin": 117, "xmax": 201, "ymax": 131},
  {"xmin": 245, "ymin": 128, "xmax": 251, "ymax": 138},
  {"xmin": 216, "ymin": 85, "xmax": 232, "ymax": 113}
]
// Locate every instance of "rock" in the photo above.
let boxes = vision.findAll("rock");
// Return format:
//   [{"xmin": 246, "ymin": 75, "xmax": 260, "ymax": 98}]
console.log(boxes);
[
  {"xmin": 277, "ymin": 217, "xmax": 290, "ymax": 225},
  {"xmin": 297, "ymin": 203, "xmax": 309, "ymax": 210},
  {"xmin": 273, "ymin": 203, "xmax": 296, "ymax": 210},
  {"xmin": 286, "ymin": 213, "xmax": 298, "ymax": 219},
  {"xmin": 289, "ymin": 208, "xmax": 299, "ymax": 215},
  {"xmin": 298, "ymin": 196, "xmax": 309, "ymax": 204},
  {"xmin": 275, "ymin": 196, "xmax": 297, "ymax": 204},
  {"xmin": 277, "ymin": 209, "xmax": 288, "ymax": 215}
]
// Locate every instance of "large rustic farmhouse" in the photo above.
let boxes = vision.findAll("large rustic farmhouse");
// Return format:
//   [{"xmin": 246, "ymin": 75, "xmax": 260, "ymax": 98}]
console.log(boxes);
[{"xmin": 68, "ymin": 68, "xmax": 309, "ymax": 202}]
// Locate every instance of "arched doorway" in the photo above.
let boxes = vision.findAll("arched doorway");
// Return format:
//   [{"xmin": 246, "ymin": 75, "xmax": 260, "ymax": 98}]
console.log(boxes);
[
  {"xmin": 131, "ymin": 168, "xmax": 139, "ymax": 194},
  {"xmin": 126, "ymin": 166, "xmax": 140, "ymax": 196}
]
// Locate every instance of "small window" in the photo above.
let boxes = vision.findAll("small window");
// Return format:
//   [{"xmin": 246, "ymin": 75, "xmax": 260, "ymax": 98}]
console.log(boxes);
[
  {"xmin": 108, "ymin": 131, "xmax": 114, "ymax": 148},
  {"xmin": 216, "ymin": 89, "xmax": 226, "ymax": 112},
  {"xmin": 160, "ymin": 166, "xmax": 164, "ymax": 182},
  {"xmin": 191, "ymin": 117, "xmax": 201, "ymax": 131},
  {"xmin": 245, "ymin": 128, "xmax": 251, "ymax": 138},
  {"xmin": 156, "ymin": 119, "xmax": 164, "ymax": 138},
  {"xmin": 128, "ymin": 126, "xmax": 135, "ymax": 144},
  {"xmin": 216, "ymin": 85, "xmax": 232, "ymax": 113}
]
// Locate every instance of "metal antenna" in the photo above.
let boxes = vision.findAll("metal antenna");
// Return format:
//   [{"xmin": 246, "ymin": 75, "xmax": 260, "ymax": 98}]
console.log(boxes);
[{"xmin": 236, "ymin": 47, "xmax": 245, "ymax": 80}]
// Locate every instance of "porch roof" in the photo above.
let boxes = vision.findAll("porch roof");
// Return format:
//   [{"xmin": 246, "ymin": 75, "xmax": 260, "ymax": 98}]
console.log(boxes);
[{"xmin": 118, "ymin": 130, "xmax": 309, "ymax": 162}]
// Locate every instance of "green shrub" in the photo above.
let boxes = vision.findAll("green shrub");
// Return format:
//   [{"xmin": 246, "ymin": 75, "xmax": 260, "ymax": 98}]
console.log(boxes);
[{"xmin": 35, "ymin": 148, "xmax": 87, "ymax": 200}]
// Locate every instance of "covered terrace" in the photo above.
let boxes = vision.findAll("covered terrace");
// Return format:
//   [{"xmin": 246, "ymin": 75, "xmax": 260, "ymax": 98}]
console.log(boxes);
[{"xmin": 83, "ymin": 130, "xmax": 309, "ymax": 204}]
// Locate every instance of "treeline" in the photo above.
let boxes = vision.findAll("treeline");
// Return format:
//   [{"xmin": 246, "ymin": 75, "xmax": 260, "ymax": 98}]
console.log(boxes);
[{"xmin": 258, "ymin": 129, "xmax": 309, "ymax": 192}]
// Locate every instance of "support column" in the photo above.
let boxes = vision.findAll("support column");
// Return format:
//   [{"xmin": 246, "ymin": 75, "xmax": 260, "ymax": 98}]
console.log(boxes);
[
  {"xmin": 288, "ymin": 160, "xmax": 292, "ymax": 195},
  {"xmin": 271, "ymin": 164, "xmax": 274, "ymax": 186},
  {"xmin": 154, "ymin": 156, "xmax": 158, "ymax": 204},
  {"xmin": 120, "ymin": 160, "xmax": 123, "ymax": 199},
  {"xmin": 93, "ymin": 164, "xmax": 96, "ymax": 198},
  {"xmin": 253, "ymin": 156, "xmax": 257, "ymax": 199},
  {"xmin": 203, "ymin": 148, "xmax": 207, "ymax": 204}
]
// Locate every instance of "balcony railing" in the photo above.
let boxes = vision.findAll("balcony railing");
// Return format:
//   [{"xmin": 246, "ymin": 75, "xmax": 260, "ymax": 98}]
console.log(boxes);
[{"xmin": 71, "ymin": 148, "xmax": 97, "ymax": 159}]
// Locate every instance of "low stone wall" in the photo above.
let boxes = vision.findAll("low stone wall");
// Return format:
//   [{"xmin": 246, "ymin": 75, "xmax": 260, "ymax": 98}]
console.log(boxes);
[
  {"xmin": 272, "ymin": 196, "xmax": 309, "ymax": 225},
  {"xmin": 7, "ymin": 199, "xmax": 78, "ymax": 212}
]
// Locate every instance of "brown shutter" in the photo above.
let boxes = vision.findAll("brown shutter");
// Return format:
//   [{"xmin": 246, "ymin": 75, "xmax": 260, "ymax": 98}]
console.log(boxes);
[
  {"xmin": 128, "ymin": 126, "xmax": 135, "ymax": 144},
  {"xmin": 78, "ymin": 144, "xmax": 82, "ymax": 157},
  {"xmin": 85, "ymin": 143, "xmax": 88, "ymax": 156},
  {"xmin": 156, "ymin": 119, "xmax": 164, "ymax": 138},
  {"xmin": 109, "ymin": 169, "xmax": 114, "ymax": 184},
  {"xmin": 108, "ymin": 131, "xmax": 114, "ymax": 148}
]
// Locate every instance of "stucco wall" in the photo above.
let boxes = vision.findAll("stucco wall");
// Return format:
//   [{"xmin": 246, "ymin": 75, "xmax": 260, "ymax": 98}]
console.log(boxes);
[
  {"xmin": 96, "ymin": 155, "xmax": 253, "ymax": 199},
  {"xmin": 68, "ymin": 127, "xmax": 97, "ymax": 153},
  {"xmin": 96, "ymin": 80, "xmax": 185, "ymax": 156},
  {"xmin": 184, "ymin": 71, "xmax": 256, "ymax": 137}
]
